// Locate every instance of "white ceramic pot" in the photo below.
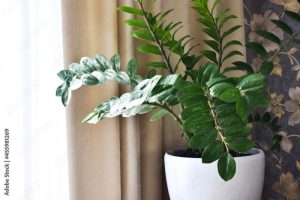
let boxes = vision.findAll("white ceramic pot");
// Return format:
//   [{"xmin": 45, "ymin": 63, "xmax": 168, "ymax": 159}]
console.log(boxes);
[{"xmin": 164, "ymin": 148, "xmax": 265, "ymax": 200}]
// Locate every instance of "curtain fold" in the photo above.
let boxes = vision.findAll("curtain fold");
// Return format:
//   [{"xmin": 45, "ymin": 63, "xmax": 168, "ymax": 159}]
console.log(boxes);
[{"xmin": 61, "ymin": 0, "xmax": 246, "ymax": 199}]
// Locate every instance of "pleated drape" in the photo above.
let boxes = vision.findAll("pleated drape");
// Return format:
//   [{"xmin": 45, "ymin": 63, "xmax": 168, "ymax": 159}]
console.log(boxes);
[{"xmin": 61, "ymin": 0, "xmax": 246, "ymax": 199}]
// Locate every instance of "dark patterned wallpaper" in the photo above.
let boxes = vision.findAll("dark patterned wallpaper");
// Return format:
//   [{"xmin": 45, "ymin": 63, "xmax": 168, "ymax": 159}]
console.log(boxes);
[{"xmin": 243, "ymin": 0, "xmax": 300, "ymax": 199}]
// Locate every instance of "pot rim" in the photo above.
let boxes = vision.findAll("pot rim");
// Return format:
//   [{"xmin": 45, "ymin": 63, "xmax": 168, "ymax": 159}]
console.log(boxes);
[{"xmin": 165, "ymin": 148, "xmax": 264, "ymax": 160}]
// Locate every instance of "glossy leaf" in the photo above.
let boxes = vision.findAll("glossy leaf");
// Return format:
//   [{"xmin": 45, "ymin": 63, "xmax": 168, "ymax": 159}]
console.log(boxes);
[
  {"xmin": 222, "ymin": 51, "xmax": 243, "ymax": 62},
  {"xmin": 189, "ymin": 130, "xmax": 217, "ymax": 150},
  {"xmin": 81, "ymin": 75, "xmax": 99, "ymax": 85},
  {"xmin": 260, "ymin": 61, "xmax": 274, "ymax": 75},
  {"xmin": 56, "ymin": 83, "xmax": 67, "ymax": 97},
  {"xmin": 204, "ymin": 40, "xmax": 219, "ymax": 52},
  {"xmin": 125, "ymin": 19, "xmax": 147, "ymax": 29},
  {"xmin": 57, "ymin": 70, "xmax": 75, "ymax": 81},
  {"xmin": 256, "ymin": 30, "xmax": 281, "ymax": 45},
  {"xmin": 117, "ymin": 6, "xmax": 143, "ymax": 16},
  {"xmin": 232, "ymin": 61, "xmax": 254, "ymax": 74},
  {"xmin": 246, "ymin": 42, "xmax": 267, "ymax": 58},
  {"xmin": 210, "ymin": 82, "xmax": 236, "ymax": 98},
  {"xmin": 145, "ymin": 62, "xmax": 167, "ymax": 69},
  {"xmin": 62, "ymin": 89, "xmax": 71, "ymax": 107},
  {"xmin": 127, "ymin": 59, "xmax": 138, "ymax": 79},
  {"xmin": 138, "ymin": 44, "xmax": 161, "ymax": 55},
  {"xmin": 201, "ymin": 50, "xmax": 218, "ymax": 64},
  {"xmin": 221, "ymin": 25, "xmax": 241, "ymax": 40},
  {"xmin": 111, "ymin": 54, "xmax": 121, "ymax": 71},
  {"xmin": 238, "ymin": 73, "xmax": 266, "ymax": 92},
  {"xmin": 202, "ymin": 140, "xmax": 224, "ymax": 163},
  {"xmin": 132, "ymin": 30, "xmax": 154, "ymax": 42},
  {"xmin": 271, "ymin": 19, "xmax": 293, "ymax": 35},
  {"xmin": 150, "ymin": 109, "xmax": 169, "ymax": 121},
  {"xmin": 218, "ymin": 152, "xmax": 236, "ymax": 181},
  {"xmin": 236, "ymin": 96, "xmax": 250, "ymax": 121},
  {"xmin": 219, "ymin": 87, "xmax": 240, "ymax": 103},
  {"xmin": 285, "ymin": 10, "xmax": 300, "ymax": 22},
  {"xmin": 223, "ymin": 40, "xmax": 242, "ymax": 50},
  {"xmin": 199, "ymin": 62, "xmax": 218, "ymax": 87},
  {"xmin": 227, "ymin": 137, "xmax": 254, "ymax": 152}
]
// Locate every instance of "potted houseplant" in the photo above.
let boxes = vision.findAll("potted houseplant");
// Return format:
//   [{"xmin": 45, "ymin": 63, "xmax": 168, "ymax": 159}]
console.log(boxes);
[{"xmin": 56, "ymin": 0, "xmax": 300, "ymax": 199}]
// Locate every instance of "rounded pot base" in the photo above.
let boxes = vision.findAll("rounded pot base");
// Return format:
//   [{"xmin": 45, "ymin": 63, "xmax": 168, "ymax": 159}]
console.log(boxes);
[{"xmin": 164, "ymin": 148, "xmax": 265, "ymax": 200}]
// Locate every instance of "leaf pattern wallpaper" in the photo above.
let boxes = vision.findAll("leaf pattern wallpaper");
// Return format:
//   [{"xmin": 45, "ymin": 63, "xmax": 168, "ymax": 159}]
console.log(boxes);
[{"xmin": 243, "ymin": 0, "xmax": 300, "ymax": 199}]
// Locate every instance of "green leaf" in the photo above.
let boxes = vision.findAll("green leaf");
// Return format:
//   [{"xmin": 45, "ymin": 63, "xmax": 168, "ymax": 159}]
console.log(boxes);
[
  {"xmin": 216, "ymin": 8, "xmax": 230, "ymax": 22},
  {"xmin": 211, "ymin": 0, "xmax": 220, "ymax": 13},
  {"xmin": 285, "ymin": 10, "xmax": 300, "ymax": 22},
  {"xmin": 199, "ymin": 62, "xmax": 218, "ymax": 87},
  {"xmin": 95, "ymin": 55, "xmax": 111, "ymax": 71},
  {"xmin": 203, "ymin": 27, "xmax": 219, "ymax": 41},
  {"xmin": 82, "ymin": 75, "xmax": 99, "ymax": 85},
  {"xmin": 210, "ymin": 82, "xmax": 236, "ymax": 98},
  {"xmin": 117, "ymin": 72, "xmax": 131, "ymax": 84},
  {"xmin": 256, "ymin": 30, "xmax": 281, "ymax": 45},
  {"xmin": 158, "ymin": 9, "xmax": 174, "ymax": 22},
  {"xmin": 222, "ymin": 51, "xmax": 243, "ymax": 62},
  {"xmin": 145, "ymin": 62, "xmax": 167, "ymax": 69},
  {"xmin": 221, "ymin": 25, "xmax": 241, "ymax": 40},
  {"xmin": 218, "ymin": 152, "xmax": 236, "ymax": 181},
  {"xmin": 204, "ymin": 40, "xmax": 219, "ymax": 52},
  {"xmin": 57, "ymin": 70, "xmax": 75, "ymax": 81},
  {"xmin": 117, "ymin": 6, "xmax": 143, "ymax": 16},
  {"xmin": 158, "ymin": 74, "xmax": 179, "ymax": 86},
  {"xmin": 189, "ymin": 129, "xmax": 217, "ymax": 150},
  {"xmin": 132, "ymin": 30, "xmax": 154, "ymax": 42},
  {"xmin": 219, "ymin": 87, "xmax": 240, "ymax": 103},
  {"xmin": 180, "ymin": 104, "xmax": 210, "ymax": 120},
  {"xmin": 182, "ymin": 55, "xmax": 201, "ymax": 70},
  {"xmin": 223, "ymin": 40, "xmax": 242, "ymax": 50},
  {"xmin": 236, "ymin": 96, "xmax": 250, "ymax": 121},
  {"xmin": 245, "ymin": 91, "xmax": 269, "ymax": 107},
  {"xmin": 238, "ymin": 73, "xmax": 266, "ymax": 92},
  {"xmin": 227, "ymin": 137, "xmax": 254, "ymax": 152},
  {"xmin": 202, "ymin": 140, "xmax": 224, "ymax": 163},
  {"xmin": 62, "ymin": 89, "xmax": 71, "ymax": 106},
  {"xmin": 82, "ymin": 111, "xmax": 101, "ymax": 124},
  {"xmin": 127, "ymin": 58, "xmax": 138, "ymax": 79},
  {"xmin": 148, "ymin": 87, "xmax": 174, "ymax": 103},
  {"xmin": 219, "ymin": 15, "xmax": 237, "ymax": 28},
  {"xmin": 110, "ymin": 54, "xmax": 121, "ymax": 71},
  {"xmin": 150, "ymin": 109, "xmax": 169, "ymax": 121},
  {"xmin": 206, "ymin": 77, "xmax": 231, "ymax": 88},
  {"xmin": 246, "ymin": 42, "xmax": 267, "ymax": 58},
  {"xmin": 138, "ymin": 44, "xmax": 161, "ymax": 55},
  {"xmin": 56, "ymin": 83, "xmax": 66, "ymax": 97},
  {"xmin": 125, "ymin": 19, "xmax": 147, "ymax": 29},
  {"xmin": 183, "ymin": 114, "xmax": 213, "ymax": 133},
  {"xmin": 201, "ymin": 50, "xmax": 218, "ymax": 63},
  {"xmin": 232, "ymin": 61, "xmax": 254, "ymax": 74},
  {"xmin": 260, "ymin": 61, "xmax": 274, "ymax": 75},
  {"xmin": 145, "ymin": 69, "xmax": 157, "ymax": 78},
  {"xmin": 271, "ymin": 19, "xmax": 293, "ymax": 35}
]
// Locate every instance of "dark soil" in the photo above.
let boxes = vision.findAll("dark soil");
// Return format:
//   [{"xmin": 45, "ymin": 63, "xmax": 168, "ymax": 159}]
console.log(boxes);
[{"xmin": 181, "ymin": 148, "xmax": 251, "ymax": 158}]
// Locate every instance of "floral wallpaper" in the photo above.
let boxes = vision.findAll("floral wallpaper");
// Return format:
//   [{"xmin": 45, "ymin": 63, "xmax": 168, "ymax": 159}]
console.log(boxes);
[{"xmin": 244, "ymin": 0, "xmax": 300, "ymax": 199}]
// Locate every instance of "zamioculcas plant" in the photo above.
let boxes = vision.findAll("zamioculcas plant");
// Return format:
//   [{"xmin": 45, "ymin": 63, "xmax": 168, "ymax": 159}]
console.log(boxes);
[{"xmin": 56, "ymin": 0, "xmax": 300, "ymax": 181}]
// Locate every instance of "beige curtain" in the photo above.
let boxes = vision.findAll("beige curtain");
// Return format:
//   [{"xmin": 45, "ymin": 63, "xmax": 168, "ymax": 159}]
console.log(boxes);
[{"xmin": 61, "ymin": 0, "xmax": 245, "ymax": 199}]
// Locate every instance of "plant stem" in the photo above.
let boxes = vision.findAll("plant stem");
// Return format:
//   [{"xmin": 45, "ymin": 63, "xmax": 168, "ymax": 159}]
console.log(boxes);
[
  {"xmin": 144, "ymin": 102, "xmax": 183, "ymax": 127},
  {"xmin": 268, "ymin": 30, "xmax": 300, "ymax": 62},
  {"xmin": 206, "ymin": 5, "xmax": 223, "ymax": 71},
  {"xmin": 137, "ymin": 0, "xmax": 174, "ymax": 74},
  {"xmin": 206, "ymin": 92, "xmax": 229, "ymax": 152}
]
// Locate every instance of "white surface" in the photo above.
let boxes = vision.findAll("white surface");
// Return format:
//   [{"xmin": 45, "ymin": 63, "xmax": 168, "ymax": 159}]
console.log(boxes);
[
  {"xmin": 165, "ymin": 148, "xmax": 265, "ymax": 200},
  {"xmin": 0, "ymin": 1, "xmax": 69, "ymax": 199}
]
